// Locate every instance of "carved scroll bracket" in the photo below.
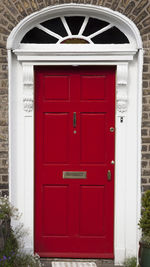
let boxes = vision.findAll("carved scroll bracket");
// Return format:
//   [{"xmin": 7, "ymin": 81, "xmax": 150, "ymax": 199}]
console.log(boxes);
[
  {"xmin": 23, "ymin": 64, "xmax": 34, "ymax": 115},
  {"xmin": 116, "ymin": 63, "xmax": 128, "ymax": 117}
]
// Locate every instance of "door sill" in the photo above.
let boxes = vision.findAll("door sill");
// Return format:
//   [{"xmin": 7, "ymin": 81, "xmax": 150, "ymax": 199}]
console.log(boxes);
[{"xmin": 37, "ymin": 252, "xmax": 114, "ymax": 258}]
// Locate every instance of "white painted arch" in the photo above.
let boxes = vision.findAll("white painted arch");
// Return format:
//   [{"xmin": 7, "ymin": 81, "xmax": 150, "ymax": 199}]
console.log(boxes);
[
  {"xmin": 7, "ymin": 4, "xmax": 142, "ymax": 49},
  {"xmin": 7, "ymin": 4, "xmax": 143, "ymax": 266}
]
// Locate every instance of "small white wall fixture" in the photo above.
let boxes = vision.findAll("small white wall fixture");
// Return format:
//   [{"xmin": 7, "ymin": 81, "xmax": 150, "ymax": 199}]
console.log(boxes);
[{"xmin": 7, "ymin": 4, "xmax": 143, "ymax": 266}]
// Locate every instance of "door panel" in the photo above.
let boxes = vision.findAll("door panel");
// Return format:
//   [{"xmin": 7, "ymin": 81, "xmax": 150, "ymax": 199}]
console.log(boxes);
[
  {"xmin": 43, "ymin": 113, "xmax": 69, "ymax": 163},
  {"xmin": 80, "ymin": 113, "xmax": 106, "ymax": 163},
  {"xmin": 35, "ymin": 66, "xmax": 115, "ymax": 258},
  {"xmin": 42, "ymin": 185, "xmax": 68, "ymax": 236},
  {"xmin": 79, "ymin": 186, "xmax": 105, "ymax": 236},
  {"xmin": 44, "ymin": 75, "xmax": 69, "ymax": 100},
  {"xmin": 81, "ymin": 75, "xmax": 106, "ymax": 100}
]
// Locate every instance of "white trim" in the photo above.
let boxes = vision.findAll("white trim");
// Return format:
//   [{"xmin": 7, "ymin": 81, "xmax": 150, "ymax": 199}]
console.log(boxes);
[
  {"xmin": 8, "ymin": 49, "xmax": 12, "ymax": 201},
  {"xmin": 136, "ymin": 48, "xmax": 143, "ymax": 262},
  {"xmin": 7, "ymin": 4, "xmax": 142, "ymax": 50},
  {"xmin": 23, "ymin": 64, "xmax": 34, "ymax": 114},
  {"xmin": 8, "ymin": 4, "xmax": 143, "ymax": 266},
  {"xmin": 116, "ymin": 63, "xmax": 128, "ymax": 115},
  {"xmin": 57, "ymin": 36, "xmax": 93, "ymax": 44},
  {"xmin": 13, "ymin": 44, "xmax": 137, "ymax": 62}
]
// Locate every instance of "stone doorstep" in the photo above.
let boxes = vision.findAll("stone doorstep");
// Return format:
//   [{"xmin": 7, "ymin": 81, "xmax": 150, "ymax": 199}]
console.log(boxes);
[{"xmin": 40, "ymin": 259, "xmax": 122, "ymax": 267}]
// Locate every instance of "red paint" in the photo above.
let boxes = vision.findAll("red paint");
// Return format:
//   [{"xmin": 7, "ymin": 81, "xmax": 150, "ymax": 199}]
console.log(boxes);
[{"xmin": 34, "ymin": 67, "xmax": 115, "ymax": 258}]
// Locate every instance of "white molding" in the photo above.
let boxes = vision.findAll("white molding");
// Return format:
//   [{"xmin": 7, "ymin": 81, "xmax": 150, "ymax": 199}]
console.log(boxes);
[
  {"xmin": 57, "ymin": 35, "xmax": 93, "ymax": 44},
  {"xmin": 16, "ymin": 43, "xmax": 138, "ymax": 52},
  {"xmin": 7, "ymin": 4, "xmax": 142, "ymax": 50},
  {"xmin": 136, "ymin": 48, "xmax": 143, "ymax": 262},
  {"xmin": 23, "ymin": 64, "xmax": 34, "ymax": 115},
  {"xmin": 23, "ymin": 64, "xmax": 33, "ymax": 88},
  {"xmin": 23, "ymin": 97, "xmax": 33, "ymax": 113},
  {"xmin": 13, "ymin": 45, "xmax": 136, "ymax": 62},
  {"xmin": 116, "ymin": 63, "xmax": 128, "ymax": 115}
]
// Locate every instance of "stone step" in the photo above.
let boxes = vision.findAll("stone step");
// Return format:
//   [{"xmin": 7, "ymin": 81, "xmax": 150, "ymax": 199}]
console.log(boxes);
[{"xmin": 40, "ymin": 259, "xmax": 122, "ymax": 267}]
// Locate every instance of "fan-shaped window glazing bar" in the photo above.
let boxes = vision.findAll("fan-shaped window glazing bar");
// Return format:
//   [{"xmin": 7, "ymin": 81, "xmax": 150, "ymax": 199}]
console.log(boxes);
[
  {"xmin": 88, "ymin": 23, "xmax": 113, "ymax": 39},
  {"xmin": 61, "ymin": 16, "xmax": 72, "ymax": 36},
  {"xmin": 78, "ymin": 17, "xmax": 89, "ymax": 35},
  {"xmin": 36, "ymin": 24, "xmax": 61, "ymax": 40},
  {"xmin": 21, "ymin": 16, "xmax": 130, "ymax": 45}
]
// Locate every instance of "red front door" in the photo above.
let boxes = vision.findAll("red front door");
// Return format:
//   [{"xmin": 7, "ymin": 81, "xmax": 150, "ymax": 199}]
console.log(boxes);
[{"xmin": 34, "ymin": 66, "xmax": 115, "ymax": 258}]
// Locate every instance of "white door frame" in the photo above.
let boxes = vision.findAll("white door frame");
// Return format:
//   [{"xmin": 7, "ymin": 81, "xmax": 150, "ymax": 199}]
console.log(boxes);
[{"xmin": 7, "ymin": 4, "xmax": 143, "ymax": 265}]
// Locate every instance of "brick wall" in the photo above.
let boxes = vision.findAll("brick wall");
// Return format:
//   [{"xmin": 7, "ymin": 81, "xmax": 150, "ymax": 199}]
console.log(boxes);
[{"xmin": 0, "ymin": 0, "xmax": 150, "ymax": 195}]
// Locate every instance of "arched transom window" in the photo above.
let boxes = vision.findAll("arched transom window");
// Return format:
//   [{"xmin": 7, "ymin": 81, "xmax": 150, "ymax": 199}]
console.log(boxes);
[{"xmin": 21, "ymin": 16, "xmax": 129, "ymax": 44}]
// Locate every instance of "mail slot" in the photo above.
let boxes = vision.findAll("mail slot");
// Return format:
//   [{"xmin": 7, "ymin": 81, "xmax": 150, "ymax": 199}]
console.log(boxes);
[{"xmin": 63, "ymin": 171, "xmax": 87, "ymax": 179}]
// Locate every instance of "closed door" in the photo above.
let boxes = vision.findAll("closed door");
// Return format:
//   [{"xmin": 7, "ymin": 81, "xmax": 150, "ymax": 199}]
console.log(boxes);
[{"xmin": 34, "ymin": 66, "xmax": 115, "ymax": 258}]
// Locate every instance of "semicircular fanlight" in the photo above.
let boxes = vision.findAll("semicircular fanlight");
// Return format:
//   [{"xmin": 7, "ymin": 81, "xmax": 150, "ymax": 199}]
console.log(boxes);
[{"xmin": 21, "ymin": 16, "xmax": 129, "ymax": 44}]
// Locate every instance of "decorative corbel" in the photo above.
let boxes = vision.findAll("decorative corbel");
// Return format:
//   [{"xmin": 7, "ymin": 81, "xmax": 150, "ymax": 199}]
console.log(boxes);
[
  {"xmin": 116, "ymin": 63, "xmax": 128, "ymax": 117},
  {"xmin": 23, "ymin": 64, "xmax": 34, "ymax": 115},
  {"xmin": 23, "ymin": 97, "xmax": 33, "ymax": 113}
]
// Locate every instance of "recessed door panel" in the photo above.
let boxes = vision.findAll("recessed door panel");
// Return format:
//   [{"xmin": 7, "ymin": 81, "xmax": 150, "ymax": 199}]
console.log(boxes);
[
  {"xmin": 43, "ymin": 113, "xmax": 69, "ymax": 163},
  {"xmin": 35, "ymin": 67, "xmax": 115, "ymax": 258},
  {"xmin": 80, "ymin": 75, "xmax": 106, "ymax": 100},
  {"xmin": 42, "ymin": 186, "xmax": 68, "ymax": 236},
  {"xmin": 80, "ymin": 113, "xmax": 106, "ymax": 163},
  {"xmin": 79, "ymin": 186, "xmax": 105, "ymax": 236},
  {"xmin": 44, "ymin": 75, "xmax": 69, "ymax": 100}
]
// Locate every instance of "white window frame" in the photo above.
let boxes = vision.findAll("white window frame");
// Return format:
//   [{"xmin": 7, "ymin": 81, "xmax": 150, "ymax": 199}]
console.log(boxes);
[{"xmin": 7, "ymin": 4, "xmax": 143, "ymax": 265}]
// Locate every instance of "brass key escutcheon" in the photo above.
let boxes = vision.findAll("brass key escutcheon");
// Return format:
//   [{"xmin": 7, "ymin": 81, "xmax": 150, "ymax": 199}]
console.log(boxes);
[{"xmin": 107, "ymin": 170, "xmax": 111, "ymax": 181}]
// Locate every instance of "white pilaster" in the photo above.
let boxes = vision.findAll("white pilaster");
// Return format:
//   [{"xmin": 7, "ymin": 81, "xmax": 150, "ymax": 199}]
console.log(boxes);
[{"xmin": 22, "ymin": 64, "xmax": 34, "ymax": 251}]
